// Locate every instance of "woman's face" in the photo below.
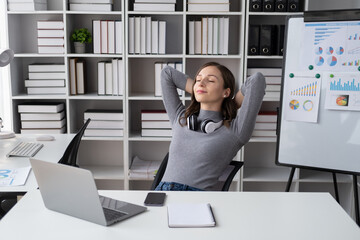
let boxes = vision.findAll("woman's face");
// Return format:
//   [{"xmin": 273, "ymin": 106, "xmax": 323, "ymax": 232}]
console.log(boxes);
[{"xmin": 193, "ymin": 66, "xmax": 230, "ymax": 108}]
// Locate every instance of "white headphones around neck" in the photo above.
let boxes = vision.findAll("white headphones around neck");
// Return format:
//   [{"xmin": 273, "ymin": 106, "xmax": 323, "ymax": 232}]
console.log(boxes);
[{"xmin": 187, "ymin": 114, "xmax": 223, "ymax": 134}]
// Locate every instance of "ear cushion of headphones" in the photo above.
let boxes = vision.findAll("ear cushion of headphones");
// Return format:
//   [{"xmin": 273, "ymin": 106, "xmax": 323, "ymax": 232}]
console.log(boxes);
[
  {"xmin": 201, "ymin": 119, "xmax": 223, "ymax": 133},
  {"xmin": 187, "ymin": 114, "xmax": 198, "ymax": 131}
]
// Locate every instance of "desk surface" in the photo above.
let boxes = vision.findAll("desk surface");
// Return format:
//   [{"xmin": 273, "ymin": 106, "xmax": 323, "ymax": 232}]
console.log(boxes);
[
  {"xmin": 0, "ymin": 190, "xmax": 359, "ymax": 240},
  {"xmin": 0, "ymin": 134, "xmax": 74, "ymax": 192}
]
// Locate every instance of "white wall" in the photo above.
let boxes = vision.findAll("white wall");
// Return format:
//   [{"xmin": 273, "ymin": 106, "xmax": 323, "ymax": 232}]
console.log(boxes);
[{"xmin": 0, "ymin": 0, "xmax": 12, "ymax": 131}]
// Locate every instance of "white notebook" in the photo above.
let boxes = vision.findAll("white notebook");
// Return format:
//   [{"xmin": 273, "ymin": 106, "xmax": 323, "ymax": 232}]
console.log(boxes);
[{"xmin": 167, "ymin": 203, "xmax": 216, "ymax": 228}]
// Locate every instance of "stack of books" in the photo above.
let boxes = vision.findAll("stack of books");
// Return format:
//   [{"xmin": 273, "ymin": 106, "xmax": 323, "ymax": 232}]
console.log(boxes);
[
  {"xmin": 26, "ymin": 63, "xmax": 66, "ymax": 95},
  {"xmin": 188, "ymin": 17, "xmax": 229, "ymax": 55},
  {"xmin": 69, "ymin": 58, "xmax": 86, "ymax": 95},
  {"xmin": 252, "ymin": 111, "xmax": 277, "ymax": 138},
  {"xmin": 18, "ymin": 102, "xmax": 66, "ymax": 134},
  {"xmin": 154, "ymin": 62, "xmax": 183, "ymax": 97},
  {"xmin": 128, "ymin": 156, "xmax": 161, "ymax": 180},
  {"xmin": 128, "ymin": 17, "xmax": 166, "ymax": 54},
  {"xmin": 141, "ymin": 110, "xmax": 171, "ymax": 137},
  {"xmin": 133, "ymin": 0, "xmax": 176, "ymax": 12},
  {"xmin": 187, "ymin": 0, "xmax": 230, "ymax": 12},
  {"xmin": 84, "ymin": 109, "xmax": 124, "ymax": 137},
  {"xmin": 7, "ymin": 0, "xmax": 47, "ymax": 11},
  {"xmin": 93, "ymin": 20, "xmax": 122, "ymax": 54},
  {"xmin": 247, "ymin": 68, "xmax": 282, "ymax": 100},
  {"xmin": 37, "ymin": 21, "xmax": 65, "ymax": 54},
  {"xmin": 69, "ymin": 0, "xmax": 113, "ymax": 12},
  {"xmin": 97, "ymin": 59, "xmax": 123, "ymax": 95}
]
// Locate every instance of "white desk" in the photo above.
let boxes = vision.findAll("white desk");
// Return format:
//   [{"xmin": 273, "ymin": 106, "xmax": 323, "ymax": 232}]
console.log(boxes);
[
  {"xmin": 0, "ymin": 134, "xmax": 74, "ymax": 192},
  {"xmin": 0, "ymin": 190, "xmax": 359, "ymax": 239}
]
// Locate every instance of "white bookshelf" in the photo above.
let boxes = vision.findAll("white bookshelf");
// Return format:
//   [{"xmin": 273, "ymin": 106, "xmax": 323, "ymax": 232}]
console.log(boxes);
[{"xmin": 5, "ymin": 0, "xmax": 356, "ymax": 218}]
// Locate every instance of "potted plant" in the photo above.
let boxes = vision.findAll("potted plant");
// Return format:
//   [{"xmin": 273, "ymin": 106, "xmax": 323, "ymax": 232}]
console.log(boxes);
[{"xmin": 71, "ymin": 28, "xmax": 92, "ymax": 53}]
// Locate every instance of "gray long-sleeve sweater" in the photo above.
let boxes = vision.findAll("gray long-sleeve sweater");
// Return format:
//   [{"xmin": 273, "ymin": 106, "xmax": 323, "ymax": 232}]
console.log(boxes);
[{"xmin": 160, "ymin": 66, "xmax": 266, "ymax": 190}]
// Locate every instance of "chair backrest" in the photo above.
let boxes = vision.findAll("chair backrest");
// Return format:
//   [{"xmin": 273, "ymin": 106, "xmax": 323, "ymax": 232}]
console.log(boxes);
[
  {"xmin": 150, "ymin": 153, "xmax": 243, "ymax": 191},
  {"xmin": 58, "ymin": 118, "xmax": 91, "ymax": 167}
]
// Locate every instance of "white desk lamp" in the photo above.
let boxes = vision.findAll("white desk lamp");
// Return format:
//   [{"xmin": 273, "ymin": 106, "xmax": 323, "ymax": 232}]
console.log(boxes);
[{"xmin": 0, "ymin": 48, "xmax": 15, "ymax": 139}]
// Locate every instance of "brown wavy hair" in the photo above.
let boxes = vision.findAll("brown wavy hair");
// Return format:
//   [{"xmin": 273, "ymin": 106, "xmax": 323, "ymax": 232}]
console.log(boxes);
[{"xmin": 180, "ymin": 62, "xmax": 238, "ymax": 128}]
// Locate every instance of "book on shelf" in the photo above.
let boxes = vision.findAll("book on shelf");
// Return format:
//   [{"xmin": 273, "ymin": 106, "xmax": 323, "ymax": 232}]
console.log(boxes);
[
  {"xmin": 84, "ymin": 129, "xmax": 124, "ymax": 137},
  {"xmin": 254, "ymin": 122, "xmax": 277, "ymax": 130},
  {"xmin": 20, "ymin": 126, "xmax": 66, "ymax": 134},
  {"xmin": 213, "ymin": 18, "xmax": 219, "ymax": 54},
  {"xmin": 117, "ymin": 59, "xmax": 124, "ymax": 95},
  {"xmin": 28, "ymin": 64, "xmax": 65, "ymax": 72},
  {"xmin": 37, "ymin": 38, "xmax": 65, "ymax": 46},
  {"xmin": 128, "ymin": 155, "xmax": 161, "ymax": 180},
  {"xmin": 222, "ymin": 17, "xmax": 229, "ymax": 55},
  {"xmin": 97, "ymin": 61, "xmax": 106, "ymax": 95},
  {"xmin": 69, "ymin": 3, "xmax": 113, "ymax": 11},
  {"xmin": 24, "ymin": 79, "xmax": 65, "ymax": 87},
  {"xmin": 265, "ymin": 76, "xmax": 282, "ymax": 85},
  {"xmin": 194, "ymin": 21, "xmax": 201, "ymax": 54},
  {"xmin": 108, "ymin": 20, "xmax": 115, "ymax": 54},
  {"xmin": 134, "ymin": 17, "xmax": 141, "ymax": 54},
  {"xmin": 112, "ymin": 59, "xmax": 118, "ymax": 95},
  {"xmin": 134, "ymin": 0, "xmax": 176, "ymax": 2},
  {"xmin": 86, "ymin": 120, "xmax": 124, "ymax": 129},
  {"xmin": 37, "ymin": 21, "xmax": 64, "ymax": 29},
  {"xmin": 27, "ymin": 87, "xmax": 66, "ymax": 95},
  {"xmin": 256, "ymin": 111, "xmax": 277, "ymax": 122},
  {"xmin": 141, "ymin": 129, "xmax": 172, "ymax": 137},
  {"xmin": 187, "ymin": 3, "xmax": 230, "ymax": 12},
  {"xmin": 18, "ymin": 102, "xmax": 64, "ymax": 113},
  {"xmin": 7, "ymin": 0, "xmax": 47, "ymax": 2},
  {"xmin": 115, "ymin": 20, "xmax": 123, "ymax": 54},
  {"xmin": 128, "ymin": 17, "xmax": 135, "ymax": 54},
  {"xmin": 84, "ymin": 109, "xmax": 124, "ymax": 121},
  {"xmin": 158, "ymin": 21, "xmax": 166, "ymax": 54},
  {"xmin": 264, "ymin": 91, "xmax": 280, "ymax": 98},
  {"xmin": 69, "ymin": 0, "xmax": 113, "ymax": 3},
  {"xmin": 8, "ymin": 2, "xmax": 47, "ymax": 11},
  {"xmin": 154, "ymin": 62, "xmax": 163, "ymax": 97},
  {"xmin": 188, "ymin": 21, "xmax": 195, "ymax": 54},
  {"xmin": 167, "ymin": 203, "xmax": 216, "ymax": 228},
  {"xmin": 145, "ymin": 17, "xmax": 151, "ymax": 54},
  {"xmin": 188, "ymin": 0, "xmax": 229, "ymax": 3},
  {"xmin": 38, "ymin": 46, "xmax": 65, "ymax": 54},
  {"xmin": 69, "ymin": 58, "xmax": 77, "ymax": 95},
  {"xmin": 151, "ymin": 20, "xmax": 159, "ymax": 54},
  {"xmin": 207, "ymin": 17, "xmax": 213, "ymax": 54},
  {"xmin": 93, "ymin": 20, "xmax": 101, "ymax": 54},
  {"xmin": 201, "ymin": 17, "xmax": 207, "ymax": 54},
  {"xmin": 133, "ymin": 3, "xmax": 175, "ymax": 12},
  {"xmin": 20, "ymin": 111, "xmax": 65, "ymax": 121},
  {"xmin": 21, "ymin": 118, "xmax": 66, "ymax": 129},
  {"xmin": 141, "ymin": 120, "xmax": 171, "ymax": 129},
  {"xmin": 265, "ymin": 84, "xmax": 281, "ymax": 91},
  {"xmin": 140, "ymin": 17, "xmax": 146, "ymax": 54},
  {"xmin": 101, "ymin": 20, "xmax": 108, "ymax": 53},
  {"xmin": 76, "ymin": 60, "xmax": 85, "ymax": 94},
  {"xmin": 247, "ymin": 68, "xmax": 282, "ymax": 76},
  {"xmin": 105, "ymin": 62, "xmax": 113, "ymax": 95},
  {"xmin": 37, "ymin": 30, "xmax": 64, "ymax": 38},
  {"xmin": 252, "ymin": 130, "xmax": 276, "ymax": 137},
  {"xmin": 141, "ymin": 110, "xmax": 169, "ymax": 121}
]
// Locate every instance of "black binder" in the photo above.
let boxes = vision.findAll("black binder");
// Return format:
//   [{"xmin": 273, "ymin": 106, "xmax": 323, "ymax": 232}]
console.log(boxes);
[
  {"xmin": 276, "ymin": 25, "xmax": 285, "ymax": 55},
  {"xmin": 263, "ymin": 0, "xmax": 274, "ymax": 12},
  {"xmin": 275, "ymin": 0, "xmax": 287, "ymax": 12},
  {"xmin": 259, "ymin": 25, "xmax": 275, "ymax": 55},
  {"xmin": 249, "ymin": 0, "xmax": 262, "ymax": 12},
  {"xmin": 248, "ymin": 25, "xmax": 260, "ymax": 55},
  {"xmin": 287, "ymin": 0, "xmax": 300, "ymax": 12}
]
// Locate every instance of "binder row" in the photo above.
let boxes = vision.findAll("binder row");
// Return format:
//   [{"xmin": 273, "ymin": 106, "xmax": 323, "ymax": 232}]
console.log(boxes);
[
  {"xmin": 93, "ymin": 20, "xmax": 123, "ymax": 54},
  {"xmin": 250, "ymin": 0, "xmax": 302, "ymax": 12},
  {"xmin": 248, "ymin": 25, "xmax": 285, "ymax": 56}
]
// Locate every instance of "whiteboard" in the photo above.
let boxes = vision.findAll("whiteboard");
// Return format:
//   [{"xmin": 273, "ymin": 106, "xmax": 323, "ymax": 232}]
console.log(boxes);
[{"xmin": 276, "ymin": 15, "xmax": 360, "ymax": 175}]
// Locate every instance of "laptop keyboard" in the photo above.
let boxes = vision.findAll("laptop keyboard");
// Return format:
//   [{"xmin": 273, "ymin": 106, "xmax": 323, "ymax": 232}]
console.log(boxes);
[
  {"xmin": 103, "ymin": 207, "xmax": 127, "ymax": 222},
  {"xmin": 7, "ymin": 142, "xmax": 44, "ymax": 157},
  {"xmin": 100, "ymin": 196, "xmax": 128, "ymax": 210}
]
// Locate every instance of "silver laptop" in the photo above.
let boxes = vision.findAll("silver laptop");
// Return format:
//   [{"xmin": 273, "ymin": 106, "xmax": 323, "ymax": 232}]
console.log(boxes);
[{"xmin": 30, "ymin": 158, "xmax": 147, "ymax": 226}]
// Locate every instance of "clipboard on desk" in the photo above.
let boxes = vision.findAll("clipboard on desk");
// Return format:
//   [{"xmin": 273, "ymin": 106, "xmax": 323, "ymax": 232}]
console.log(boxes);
[{"xmin": 167, "ymin": 203, "xmax": 216, "ymax": 228}]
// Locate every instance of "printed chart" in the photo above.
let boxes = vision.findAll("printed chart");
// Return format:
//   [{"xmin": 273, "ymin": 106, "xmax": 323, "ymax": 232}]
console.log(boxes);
[
  {"xmin": 301, "ymin": 21, "xmax": 360, "ymax": 71},
  {"xmin": 0, "ymin": 167, "xmax": 31, "ymax": 187},
  {"xmin": 284, "ymin": 73, "xmax": 321, "ymax": 123},
  {"xmin": 325, "ymin": 72, "xmax": 360, "ymax": 111}
]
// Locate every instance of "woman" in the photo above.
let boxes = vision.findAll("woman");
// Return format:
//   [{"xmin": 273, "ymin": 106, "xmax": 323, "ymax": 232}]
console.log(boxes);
[{"xmin": 155, "ymin": 62, "xmax": 266, "ymax": 191}]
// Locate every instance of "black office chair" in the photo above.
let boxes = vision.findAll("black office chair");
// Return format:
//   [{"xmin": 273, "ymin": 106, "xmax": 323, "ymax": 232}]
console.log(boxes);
[
  {"xmin": 150, "ymin": 153, "xmax": 244, "ymax": 191},
  {"xmin": 58, "ymin": 118, "xmax": 91, "ymax": 167},
  {"xmin": 0, "ymin": 192, "xmax": 25, "ymax": 219}
]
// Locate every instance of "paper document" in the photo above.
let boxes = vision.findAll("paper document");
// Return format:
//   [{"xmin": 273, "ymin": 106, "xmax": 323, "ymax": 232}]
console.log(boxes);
[
  {"xmin": 0, "ymin": 166, "xmax": 31, "ymax": 187},
  {"xmin": 167, "ymin": 203, "xmax": 216, "ymax": 228}
]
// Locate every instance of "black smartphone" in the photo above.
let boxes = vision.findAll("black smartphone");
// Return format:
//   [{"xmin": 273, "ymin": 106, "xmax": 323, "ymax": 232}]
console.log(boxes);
[{"xmin": 144, "ymin": 192, "xmax": 166, "ymax": 206}]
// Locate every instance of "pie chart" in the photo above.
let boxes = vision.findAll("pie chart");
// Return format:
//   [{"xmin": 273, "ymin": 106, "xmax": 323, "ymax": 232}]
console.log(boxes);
[
  {"xmin": 336, "ymin": 46, "xmax": 344, "ymax": 55},
  {"xmin": 327, "ymin": 56, "xmax": 337, "ymax": 66},
  {"xmin": 315, "ymin": 56, "xmax": 324, "ymax": 66},
  {"xmin": 303, "ymin": 100, "xmax": 313, "ymax": 111},
  {"xmin": 326, "ymin": 46, "xmax": 334, "ymax": 55},
  {"xmin": 315, "ymin": 47, "xmax": 323, "ymax": 55},
  {"xmin": 289, "ymin": 100, "xmax": 299, "ymax": 110}
]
